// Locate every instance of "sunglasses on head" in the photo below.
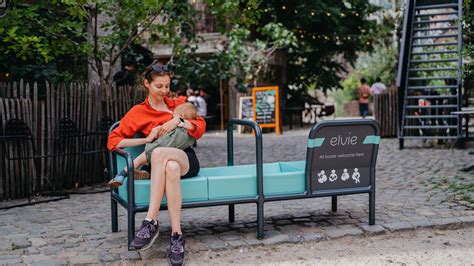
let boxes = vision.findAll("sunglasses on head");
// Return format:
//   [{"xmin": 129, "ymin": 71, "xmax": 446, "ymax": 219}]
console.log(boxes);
[{"xmin": 148, "ymin": 64, "xmax": 171, "ymax": 73}]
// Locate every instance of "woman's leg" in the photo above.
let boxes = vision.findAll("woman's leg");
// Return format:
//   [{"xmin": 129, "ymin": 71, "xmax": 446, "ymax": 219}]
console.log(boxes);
[{"xmin": 146, "ymin": 147, "xmax": 189, "ymax": 223}]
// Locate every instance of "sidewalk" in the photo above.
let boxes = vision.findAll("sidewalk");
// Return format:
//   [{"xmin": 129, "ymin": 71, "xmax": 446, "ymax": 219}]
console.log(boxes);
[{"xmin": 0, "ymin": 129, "xmax": 473, "ymax": 264}]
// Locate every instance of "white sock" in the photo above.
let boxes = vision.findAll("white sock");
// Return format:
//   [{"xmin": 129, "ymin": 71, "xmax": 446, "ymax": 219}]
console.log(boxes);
[{"xmin": 145, "ymin": 218, "xmax": 157, "ymax": 225}]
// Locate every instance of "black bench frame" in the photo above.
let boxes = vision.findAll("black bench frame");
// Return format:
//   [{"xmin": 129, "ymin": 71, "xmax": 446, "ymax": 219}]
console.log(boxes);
[{"xmin": 109, "ymin": 119, "xmax": 379, "ymax": 250}]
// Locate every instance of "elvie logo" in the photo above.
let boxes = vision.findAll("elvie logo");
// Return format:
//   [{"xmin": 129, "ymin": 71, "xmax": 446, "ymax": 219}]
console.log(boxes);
[{"xmin": 330, "ymin": 134, "xmax": 357, "ymax": 146}]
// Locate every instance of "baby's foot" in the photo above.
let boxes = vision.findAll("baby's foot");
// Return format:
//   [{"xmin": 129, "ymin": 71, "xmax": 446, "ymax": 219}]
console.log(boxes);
[
  {"xmin": 108, "ymin": 174, "xmax": 125, "ymax": 189},
  {"xmin": 134, "ymin": 169, "xmax": 150, "ymax": 180}
]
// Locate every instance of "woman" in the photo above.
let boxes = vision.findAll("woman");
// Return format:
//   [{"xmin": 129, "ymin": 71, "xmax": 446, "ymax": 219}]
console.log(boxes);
[{"xmin": 107, "ymin": 63, "xmax": 206, "ymax": 265}]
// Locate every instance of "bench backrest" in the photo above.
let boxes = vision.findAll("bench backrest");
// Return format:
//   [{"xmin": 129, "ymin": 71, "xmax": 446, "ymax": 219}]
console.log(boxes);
[{"xmin": 305, "ymin": 119, "xmax": 380, "ymax": 194}]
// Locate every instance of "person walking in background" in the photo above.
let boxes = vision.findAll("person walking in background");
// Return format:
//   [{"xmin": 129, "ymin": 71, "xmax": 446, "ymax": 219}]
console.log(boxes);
[
  {"xmin": 196, "ymin": 89, "xmax": 208, "ymax": 117},
  {"xmin": 370, "ymin": 77, "xmax": 386, "ymax": 95},
  {"xmin": 113, "ymin": 61, "xmax": 137, "ymax": 87},
  {"xmin": 187, "ymin": 90, "xmax": 197, "ymax": 106},
  {"xmin": 358, "ymin": 78, "xmax": 371, "ymax": 118}
]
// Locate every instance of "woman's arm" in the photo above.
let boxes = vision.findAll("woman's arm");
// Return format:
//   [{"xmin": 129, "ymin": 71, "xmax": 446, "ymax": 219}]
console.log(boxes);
[{"xmin": 116, "ymin": 126, "xmax": 160, "ymax": 148}]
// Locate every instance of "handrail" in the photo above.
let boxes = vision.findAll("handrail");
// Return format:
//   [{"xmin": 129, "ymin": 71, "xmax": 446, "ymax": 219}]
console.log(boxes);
[
  {"xmin": 115, "ymin": 148, "xmax": 135, "ymax": 210},
  {"xmin": 226, "ymin": 119, "xmax": 264, "ymax": 198},
  {"xmin": 227, "ymin": 118, "xmax": 264, "ymax": 238}
]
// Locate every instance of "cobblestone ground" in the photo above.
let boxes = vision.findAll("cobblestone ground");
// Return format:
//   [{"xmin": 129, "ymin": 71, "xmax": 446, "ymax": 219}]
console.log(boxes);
[{"xmin": 0, "ymin": 127, "xmax": 473, "ymax": 265}]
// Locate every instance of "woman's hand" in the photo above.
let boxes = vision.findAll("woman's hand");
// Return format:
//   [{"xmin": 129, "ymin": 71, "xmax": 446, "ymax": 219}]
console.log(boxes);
[
  {"xmin": 146, "ymin": 127, "xmax": 160, "ymax": 143},
  {"xmin": 156, "ymin": 118, "xmax": 179, "ymax": 137}
]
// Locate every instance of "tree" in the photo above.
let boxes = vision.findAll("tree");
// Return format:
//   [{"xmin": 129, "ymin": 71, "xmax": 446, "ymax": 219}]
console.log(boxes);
[
  {"xmin": 62, "ymin": 0, "xmax": 199, "ymax": 88},
  {"xmin": 0, "ymin": 1, "xmax": 200, "ymax": 87},
  {"xmin": 260, "ymin": 1, "xmax": 379, "ymax": 91},
  {"xmin": 171, "ymin": 0, "xmax": 297, "ymax": 91},
  {"xmin": 0, "ymin": 2, "xmax": 89, "ymax": 83}
]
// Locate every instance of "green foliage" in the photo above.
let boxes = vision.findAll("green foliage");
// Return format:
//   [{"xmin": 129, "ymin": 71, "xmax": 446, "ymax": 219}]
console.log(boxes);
[
  {"xmin": 462, "ymin": 0, "xmax": 473, "ymax": 78},
  {"xmin": 336, "ymin": 5, "xmax": 402, "ymax": 106},
  {"xmin": 355, "ymin": 43, "xmax": 398, "ymax": 86},
  {"xmin": 172, "ymin": 0, "xmax": 298, "ymax": 92},
  {"xmin": 260, "ymin": 1, "xmax": 379, "ymax": 91},
  {"xmin": 0, "ymin": 2, "xmax": 89, "ymax": 82}
]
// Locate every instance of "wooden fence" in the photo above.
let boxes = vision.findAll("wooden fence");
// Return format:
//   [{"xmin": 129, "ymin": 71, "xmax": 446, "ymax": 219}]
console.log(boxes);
[
  {"xmin": 0, "ymin": 80, "xmax": 146, "ymax": 201},
  {"xmin": 373, "ymin": 87, "xmax": 399, "ymax": 137}
]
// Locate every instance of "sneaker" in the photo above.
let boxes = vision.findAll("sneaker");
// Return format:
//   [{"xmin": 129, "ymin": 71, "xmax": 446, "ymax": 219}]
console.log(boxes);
[
  {"xmin": 168, "ymin": 233, "xmax": 185, "ymax": 266},
  {"xmin": 130, "ymin": 220, "xmax": 159, "ymax": 250}
]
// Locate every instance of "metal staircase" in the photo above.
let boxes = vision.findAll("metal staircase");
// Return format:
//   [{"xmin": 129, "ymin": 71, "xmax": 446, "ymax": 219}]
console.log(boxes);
[{"xmin": 397, "ymin": 0, "xmax": 464, "ymax": 149}]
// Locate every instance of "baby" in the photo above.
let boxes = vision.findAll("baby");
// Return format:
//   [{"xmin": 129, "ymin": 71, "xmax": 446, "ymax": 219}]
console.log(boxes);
[{"xmin": 108, "ymin": 103, "xmax": 197, "ymax": 188}]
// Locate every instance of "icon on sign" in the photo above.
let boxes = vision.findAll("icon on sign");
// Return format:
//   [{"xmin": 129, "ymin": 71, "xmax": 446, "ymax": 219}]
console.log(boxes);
[
  {"xmin": 352, "ymin": 168, "xmax": 361, "ymax": 183},
  {"xmin": 329, "ymin": 169, "xmax": 338, "ymax": 182},
  {"xmin": 317, "ymin": 170, "xmax": 327, "ymax": 183},
  {"xmin": 341, "ymin": 168, "xmax": 350, "ymax": 181}
]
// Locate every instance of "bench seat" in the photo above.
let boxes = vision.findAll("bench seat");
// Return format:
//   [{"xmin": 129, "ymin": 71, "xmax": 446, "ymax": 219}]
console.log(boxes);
[{"xmin": 117, "ymin": 161, "xmax": 306, "ymax": 206}]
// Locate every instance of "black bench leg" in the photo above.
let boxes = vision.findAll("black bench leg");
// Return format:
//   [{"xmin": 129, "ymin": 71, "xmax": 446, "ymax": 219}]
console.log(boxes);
[
  {"xmin": 127, "ymin": 210, "xmax": 135, "ymax": 250},
  {"xmin": 228, "ymin": 204, "xmax": 235, "ymax": 223},
  {"xmin": 257, "ymin": 201, "xmax": 264, "ymax": 239},
  {"xmin": 369, "ymin": 192, "xmax": 375, "ymax": 225},
  {"xmin": 111, "ymin": 197, "xmax": 118, "ymax": 233},
  {"xmin": 331, "ymin": 196, "xmax": 337, "ymax": 212}
]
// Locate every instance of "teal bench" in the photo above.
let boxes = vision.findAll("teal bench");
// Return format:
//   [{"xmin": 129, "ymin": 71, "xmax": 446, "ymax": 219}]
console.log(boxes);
[{"xmin": 109, "ymin": 119, "xmax": 380, "ymax": 250}]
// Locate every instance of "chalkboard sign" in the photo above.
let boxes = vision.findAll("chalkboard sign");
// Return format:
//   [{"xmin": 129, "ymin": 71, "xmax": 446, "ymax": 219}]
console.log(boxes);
[
  {"xmin": 238, "ymin": 96, "xmax": 253, "ymax": 133},
  {"xmin": 306, "ymin": 120, "xmax": 380, "ymax": 192},
  {"xmin": 252, "ymin": 86, "xmax": 281, "ymax": 134}
]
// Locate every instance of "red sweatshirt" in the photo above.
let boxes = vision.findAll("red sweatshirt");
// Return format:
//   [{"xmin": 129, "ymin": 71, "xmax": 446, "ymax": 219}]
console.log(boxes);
[{"xmin": 107, "ymin": 96, "xmax": 206, "ymax": 151}]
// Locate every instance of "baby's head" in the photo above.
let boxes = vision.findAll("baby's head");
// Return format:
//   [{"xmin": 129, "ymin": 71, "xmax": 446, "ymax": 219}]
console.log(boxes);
[{"xmin": 174, "ymin": 103, "xmax": 198, "ymax": 120}]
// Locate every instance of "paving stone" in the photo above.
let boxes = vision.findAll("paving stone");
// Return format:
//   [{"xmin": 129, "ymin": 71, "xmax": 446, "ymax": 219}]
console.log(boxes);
[
  {"xmin": 26, "ymin": 247, "xmax": 40, "ymax": 255},
  {"xmin": 186, "ymin": 238, "xmax": 209, "ymax": 252},
  {"xmin": 226, "ymin": 240, "xmax": 248, "ymax": 249},
  {"xmin": 244, "ymin": 239, "xmax": 264, "ymax": 247},
  {"xmin": 383, "ymin": 222, "xmax": 415, "ymax": 232},
  {"xmin": 293, "ymin": 218, "xmax": 312, "ymax": 223},
  {"xmin": 262, "ymin": 234, "xmax": 291, "ymax": 246},
  {"xmin": 39, "ymin": 245, "xmax": 64, "ymax": 256},
  {"xmin": 29, "ymin": 238, "xmax": 47, "ymax": 248},
  {"xmin": 99, "ymin": 253, "xmax": 121, "ymax": 262},
  {"xmin": 120, "ymin": 251, "xmax": 141, "ymax": 260},
  {"xmin": 458, "ymin": 215, "xmax": 474, "ymax": 226},
  {"xmin": 30, "ymin": 258, "xmax": 67, "ymax": 266},
  {"xmin": 0, "ymin": 241, "xmax": 12, "ymax": 251},
  {"xmin": 411, "ymin": 220, "xmax": 434, "ymax": 228},
  {"xmin": 10, "ymin": 238, "xmax": 31, "ymax": 249},
  {"xmin": 69, "ymin": 254, "xmax": 99, "ymax": 265},
  {"xmin": 325, "ymin": 226, "xmax": 363, "ymax": 239},
  {"xmin": 213, "ymin": 226, "xmax": 230, "ymax": 233},
  {"xmin": 360, "ymin": 224, "xmax": 386, "ymax": 235},
  {"xmin": 301, "ymin": 232, "xmax": 326, "ymax": 242},
  {"xmin": 274, "ymin": 219, "xmax": 292, "ymax": 226},
  {"xmin": 202, "ymin": 235, "xmax": 227, "ymax": 250},
  {"xmin": 22, "ymin": 255, "xmax": 53, "ymax": 264},
  {"xmin": 432, "ymin": 218, "xmax": 463, "ymax": 229},
  {"xmin": 0, "ymin": 255, "xmax": 22, "ymax": 264}
]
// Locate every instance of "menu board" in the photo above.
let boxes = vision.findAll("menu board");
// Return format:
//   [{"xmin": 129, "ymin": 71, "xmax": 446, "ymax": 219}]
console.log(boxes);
[
  {"xmin": 238, "ymin": 96, "xmax": 253, "ymax": 133},
  {"xmin": 307, "ymin": 122, "xmax": 379, "ymax": 192},
  {"xmin": 252, "ymin": 86, "xmax": 281, "ymax": 134}
]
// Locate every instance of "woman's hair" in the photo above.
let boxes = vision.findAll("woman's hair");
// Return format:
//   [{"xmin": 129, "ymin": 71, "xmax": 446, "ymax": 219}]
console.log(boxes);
[{"xmin": 144, "ymin": 62, "xmax": 172, "ymax": 82}]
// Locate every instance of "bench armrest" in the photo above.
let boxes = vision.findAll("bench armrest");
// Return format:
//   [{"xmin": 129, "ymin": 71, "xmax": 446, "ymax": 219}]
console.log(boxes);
[
  {"xmin": 111, "ymin": 148, "xmax": 136, "ymax": 208},
  {"xmin": 227, "ymin": 119, "xmax": 264, "ymax": 200}
]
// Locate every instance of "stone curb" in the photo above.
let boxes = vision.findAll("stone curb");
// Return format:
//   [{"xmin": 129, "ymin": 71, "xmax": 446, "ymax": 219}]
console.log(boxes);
[{"xmin": 194, "ymin": 215, "xmax": 474, "ymax": 252}]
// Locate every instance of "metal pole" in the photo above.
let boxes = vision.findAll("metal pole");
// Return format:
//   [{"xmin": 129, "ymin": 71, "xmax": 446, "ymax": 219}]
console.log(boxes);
[{"xmin": 331, "ymin": 195, "xmax": 337, "ymax": 212}]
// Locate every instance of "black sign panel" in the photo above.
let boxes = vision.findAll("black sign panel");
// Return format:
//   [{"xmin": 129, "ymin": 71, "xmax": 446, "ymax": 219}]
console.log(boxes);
[
  {"xmin": 307, "ymin": 120, "xmax": 379, "ymax": 192},
  {"xmin": 255, "ymin": 89, "xmax": 276, "ymax": 124}
]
